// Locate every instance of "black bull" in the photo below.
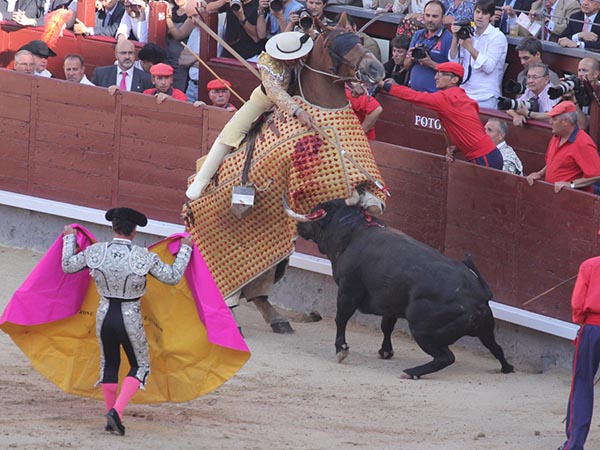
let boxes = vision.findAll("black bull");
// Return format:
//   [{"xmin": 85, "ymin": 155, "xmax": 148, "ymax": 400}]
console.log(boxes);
[{"xmin": 296, "ymin": 199, "xmax": 514, "ymax": 379}]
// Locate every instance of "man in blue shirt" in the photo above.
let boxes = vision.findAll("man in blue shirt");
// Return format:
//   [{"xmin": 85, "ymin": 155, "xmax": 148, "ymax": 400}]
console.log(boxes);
[{"xmin": 406, "ymin": 0, "xmax": 453, "ymax": 92}]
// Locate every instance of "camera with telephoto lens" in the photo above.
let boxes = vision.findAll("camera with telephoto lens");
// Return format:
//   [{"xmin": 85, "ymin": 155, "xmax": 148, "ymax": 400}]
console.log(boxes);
[
  {"xmin": 497, "ymin": 96, "xmax": 540, "ymax": 112},
  {"xmin": 269, "ymin": 0, "xmax": 283, "ymax": 12},
  {"xmin": 504, "ymin": 79, "xmax": 526, "ymax": 95},
  {"xmin": 297, "ymin": 8, "xmax": 313, "ymax": 30},
  {"xmin": 412, "ymin": 44, "xmax": 429, "ymax": 60},
  {"xmin": 454, "ymin": 19, "xmax": 473, "ymax": 40},
  {"xmin": 547, "ymin": 76, "xmax": 583, "ymax": 100},
  {"xmin": 230, "ymin": 0, "xmax": 242, "ymax": 12}
]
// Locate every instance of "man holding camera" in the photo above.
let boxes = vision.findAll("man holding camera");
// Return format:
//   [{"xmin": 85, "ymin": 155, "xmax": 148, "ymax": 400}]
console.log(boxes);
[
  {"xmin": 405, "ymin": 0, "xmax": 452, "ymax": 92},
  {"xmin": 449, "ymin": 0, "xmax": 507, "ymax": 109},
  {"xmin": 504, "ymin": 63, "xmax": 559, "ymax": 126},
  {"xmin": 526, "ymin": 101, "xmax": 600, "ymax": 194},
  {"xmin": 378, "ymin": 61, "xmax": 504, "ymax": 169},
  {"xmin": 256, "ymin": 0, "xmax": 302, "ymax": 38}
]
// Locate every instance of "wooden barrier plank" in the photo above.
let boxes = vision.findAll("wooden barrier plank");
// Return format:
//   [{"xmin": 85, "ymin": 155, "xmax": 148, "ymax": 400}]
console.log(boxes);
[
  {"xmin": 0, "ymin": 116, "xmax": 29, "ymax": 140},
  {"xmin": 0, "ymin": 92, "xmax": 30, "ymax": 122}
]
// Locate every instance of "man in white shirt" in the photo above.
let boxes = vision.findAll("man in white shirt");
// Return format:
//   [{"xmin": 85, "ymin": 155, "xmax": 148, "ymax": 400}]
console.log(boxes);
[
  {"xmin": 63, "ymin": 54, "xmax": 95, "ymax": 85},
  {"xmin": 484, "ymin": 118, "xmax": 523, "ymax": 175},
  {"xmin": 116, "ymin": 0, "xmax": 149, "ymax": 43},
  {"xmin": 449, "ymin": 0, "xmax": 507, "ymax": 109}
]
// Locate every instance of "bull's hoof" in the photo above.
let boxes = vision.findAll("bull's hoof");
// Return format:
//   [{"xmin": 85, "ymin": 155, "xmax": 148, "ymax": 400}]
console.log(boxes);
[
  {"xmin": 400, "ymin": 372, "xmax": 420, "ymax": 380},
  {"xmin": 501, "ymin": 364, "xmax": 515, "ymax": 374},
  {"xmin": 270, "ymin": 321, "xmax": 294, "ymax": 334},
  {"xmin": 378, "ymin": 348, "xmax": 394, "ymax": 360},
  {"xmin": 336, "ymin": 349, "xmax": 349, "ymax": 363}
]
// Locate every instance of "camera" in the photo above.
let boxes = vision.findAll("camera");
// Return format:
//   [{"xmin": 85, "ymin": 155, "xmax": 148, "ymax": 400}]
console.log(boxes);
[
  {"xmin": 454, "ymin": 19, "xmax": 473, "ymax": 40},
  {"xmin": 504, "ymin": 79, "xmax": 526, "ymax": 96},
  {"xmin": 411, "ymin": 44, "xmax": 429, "ymax": 60},
  {"xmin": 269, "ymin": 0, "xmax": 283, "ymax": 12},
  {"xmin": 548, "ymin": 76, "xmax": 582, "ymax": 100},
  {"xmin": 497, "ymin": 96, "xmax": 539, "ymax": 112},
  {"xmin": 230, "ymin": 0, "xmax": 242, "ymax": 12},
  {"xmin": 297, "ymin": 8, "xmax": 313, "ymax": 30}
]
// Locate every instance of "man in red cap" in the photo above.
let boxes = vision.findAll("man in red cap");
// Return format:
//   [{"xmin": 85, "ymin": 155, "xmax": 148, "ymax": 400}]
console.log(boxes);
[
  {"xmin": 194, "ymin": 79, "xmax": 238, "ymax": 112},
  {"xmin": 143, "ymin": 62, "xmax": 188, "ymax": 103},
  {"xmin": 378, "ymin": 61, "xmax": 503, "ymax": 169},
  {"xmin": 526, "ymin": 101, "xmax": 600, "ymax": 193}
]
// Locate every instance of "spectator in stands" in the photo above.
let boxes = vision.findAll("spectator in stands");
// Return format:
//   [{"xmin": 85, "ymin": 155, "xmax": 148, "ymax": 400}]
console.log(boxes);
[
  {"xmin": 71, "ymin": 0, "xmax": 125, "ymax": 37},
  {"xmin": 507, "ymin": 63, "xmax": 560, "ymax": 126},
  {"xmin": 135, "ymin": 42, "xmax": 167, "ymax": 73},
  {"xmin": 558, "ymin": 0, "xmax": 600, "ymax": 50},
  {"xmin": 194, "ymin": 79, "xmax": 238, "ymax": 111},
  {"xmin": 180, "ymin": 0, "xmax": 203, "ymax": 102},
  {"xmin": 116, "ymin": 0, "xmax": 149, "ymax": 43},
  {"xmin": 378, "ymin": 61, "xmax": 504, "ymax": 169},
  {"xmin": 346, "ymin": 82, "xmax": 383, "ymax": 141},
  {"xmin": 445, "ymin": 0, "xmax": 475, "ymax": 23},
  {"xmin": 528, "ymin": 0, "xmax": 579, "ymax": 42},
  {"xmin": 18, "ymin": 40, "xmax": 55, "ymax": 78},
  {"xmin": 514, "ymin": 37, "xmax": 560, "ymax": 86},
  {"xmin": 12, "ymin": 0, "xmax": 72, "ymax": 26},
  {"xmin": 0, "ymin": 0, "xmax": 42, "ymax": 22},
  {"xmin": 384, "ymin": 35, "xmax": 411, "ymax": 85},
  {"xmin": 12, "ymin": 50, "xmax": 36, "ymax": 74},
  {"xmin": 286, "ymin": 0, "xmax": 334, "ymax": 30},
  {"xmin": 256, "ymin": 0, "xmax": 302, "ymax": 38},
  {"xmin": 207, "ymin": 0, "xmax": 265, "ymax": 62},
  {"xmin": 406, "ymin": 0, "xmax": 452, "ymax": 93},
  {"xmin": 165, "ymin": 0, "xmax": 195, "ymax": 91},
  {"xmin": 399, "ymin": 0, "xmax": 473, "ymax": 25},
  {"xmin": 63, "ymin": 54, "xmax": 95, "ymax": 85},
  {"xmin": 526, "ymin": 101, "xmax": 600, "ymax": 193},
  {"xmin": 449, "ymin": 0, "xmax": 508, "ymax": 109},
  {"xmin": 484, "ymin": 118, "xmax": 523, "ymax": 174},
  {"xmin": 143, "ymin": 63, "xmax": 188, "ymax": 103},
  {"xmin": 92, "ymin": 40, "xmax": 153, "ymax": 93},
  {"xmin": 494, "ymin": 0, "xmax": 534, "ymax": 35}
]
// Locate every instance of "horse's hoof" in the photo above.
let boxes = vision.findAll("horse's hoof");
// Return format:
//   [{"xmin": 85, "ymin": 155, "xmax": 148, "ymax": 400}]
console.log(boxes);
[
  {"xmin": 336, "ymin": 349, "xmax": 349, "ymax": 363},
  {"xmin": 271, "ymin": 321, "xmax": 294, "ymax": 334},
  {"xmin": 378, "ymin": 349, "xmax": 394, "ymax": 360}
]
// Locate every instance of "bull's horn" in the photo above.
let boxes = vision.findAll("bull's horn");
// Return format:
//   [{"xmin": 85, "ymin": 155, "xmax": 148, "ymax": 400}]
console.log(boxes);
[
  {"xmin": 345, "ymin": 189, "xmax": 360, "ymax": 206},
  {"xmin": 282, "ymin": 192, "xmax": 326, "ymax": 222}
]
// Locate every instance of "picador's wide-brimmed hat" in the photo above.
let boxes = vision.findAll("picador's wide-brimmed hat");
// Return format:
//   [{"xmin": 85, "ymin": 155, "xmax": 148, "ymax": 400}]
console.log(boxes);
[
  {"xmin": 105, "ymin": 207, "xmax": 148, "ymax": 227},
  {"xmin": 265, "ymin": 31, "xmax": 313, "ymax": 61}
]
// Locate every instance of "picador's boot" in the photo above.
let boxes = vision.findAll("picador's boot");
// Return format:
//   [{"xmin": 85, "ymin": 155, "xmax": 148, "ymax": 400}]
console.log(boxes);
[{"xmin": 186, "ymin": 140, "xmax": 232, "ymax": 200}]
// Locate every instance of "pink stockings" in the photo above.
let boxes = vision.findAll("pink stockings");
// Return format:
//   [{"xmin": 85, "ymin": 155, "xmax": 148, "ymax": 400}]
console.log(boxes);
[{"xmin": 102, "ymin": 377, "xmax": 140, "ymax": 419}]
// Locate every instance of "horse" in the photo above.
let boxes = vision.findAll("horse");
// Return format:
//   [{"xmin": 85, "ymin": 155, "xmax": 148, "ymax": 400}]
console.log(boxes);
[{"xmin": 185, "ymin": 16, "xmax": 387, "ymax": 334}]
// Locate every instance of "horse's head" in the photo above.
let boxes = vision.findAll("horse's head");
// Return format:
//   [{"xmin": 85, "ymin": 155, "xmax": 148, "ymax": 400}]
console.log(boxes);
[{"xmin": 315, "ymin": 13, "xmax": 385, "ymax": 86}]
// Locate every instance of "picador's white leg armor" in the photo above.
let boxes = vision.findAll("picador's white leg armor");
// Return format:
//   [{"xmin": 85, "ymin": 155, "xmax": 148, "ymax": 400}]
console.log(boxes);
[{"xmin": 186, "ymin": 140, "xmax": 233, "ymax": 200}]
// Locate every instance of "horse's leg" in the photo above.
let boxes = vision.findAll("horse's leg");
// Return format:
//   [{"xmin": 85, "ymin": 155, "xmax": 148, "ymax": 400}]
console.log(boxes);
[
  {"xmin": 251, "ymin": 296, "xmax": 294, "ymax": 334},
  {"xmin": 378, "ymin": 317, "xmax": 397, "ymax": 360}
]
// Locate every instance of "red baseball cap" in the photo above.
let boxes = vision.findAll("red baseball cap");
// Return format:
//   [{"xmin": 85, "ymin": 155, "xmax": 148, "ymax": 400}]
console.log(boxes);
[
  {"xmin": 436, "ymin": 62, "xmax": 464, "ymax": 79},
  {"xmin": 547, "ymin": 101, "xmax": 577, "ymax": 117},
  {"xmin": 207, "ymin": 79, "xmax": 232, "ymax": 90},
  {"xmin": 149, "ymin": 63, "xmax": 174, "ymax": 77}
]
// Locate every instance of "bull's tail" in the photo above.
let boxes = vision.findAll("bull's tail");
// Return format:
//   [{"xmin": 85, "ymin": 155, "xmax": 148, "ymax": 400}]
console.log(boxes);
[{"xmin": 462, "ymin": 254, "xmax": 493, "ymax": 301}]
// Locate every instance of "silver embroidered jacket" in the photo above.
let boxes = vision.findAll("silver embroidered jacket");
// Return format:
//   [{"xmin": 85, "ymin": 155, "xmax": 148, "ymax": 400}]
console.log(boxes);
[{"xmin": 61, "ymin": 235, "xmax": 192, "ymax": 299}]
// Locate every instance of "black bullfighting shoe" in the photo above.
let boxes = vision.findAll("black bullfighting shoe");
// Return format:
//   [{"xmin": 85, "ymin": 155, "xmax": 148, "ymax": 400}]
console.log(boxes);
[
  {"xmin": 106, "ymin": 408, "xmax": 125, "ymax": 436},
  {"xmin": 104, "ymin": 419, "xmax": 113, "ymax": 432}
]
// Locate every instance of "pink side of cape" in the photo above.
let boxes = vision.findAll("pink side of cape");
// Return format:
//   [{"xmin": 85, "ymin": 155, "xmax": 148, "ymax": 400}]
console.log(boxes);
[{"xmin": 1, "ymin": 226, "xmax": 249, "ymax": 353}]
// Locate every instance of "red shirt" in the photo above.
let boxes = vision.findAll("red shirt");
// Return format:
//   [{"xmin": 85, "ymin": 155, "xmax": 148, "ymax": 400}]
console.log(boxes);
[
  {"xmin": 383, "ymin": 84, "xmax": 496, "ymax": 160},
  {"xmin": 346, "ymin": 88, "xmax": 381, "ymax": 140},
  {"xmin": 545, "ymin": 127, "xmax": 600, "ymax": 193},
  {"xmin": 143, "ymin": 87, "xmax": 188, "ymax": 102},
  {"xmin": 572, "ymin": 256, "xmax": 600, "ymax": 325}
]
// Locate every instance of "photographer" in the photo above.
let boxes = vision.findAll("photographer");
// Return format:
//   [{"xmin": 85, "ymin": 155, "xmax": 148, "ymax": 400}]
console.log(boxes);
[
  {"xmin": 405, "ymin": 0, "xmax": 452, "ymax": 92},
  {"xmin": 286, "ymin": 0, "xmax": 334, "ymax": 30},
  {"xmin": 256, "ymin": 0, "xmax": 302, "ymax": 38},
  {"xmin": 384, "ymin": 35, "xmax": 411, "ymax": 85},
  {"xmin": 211, "ymin": 0, "xmax": 266, "ymax": 61},
  {"xmin": 504, "ymin": 63, "xmax": 559, "ymax": 126},
  {"xmin": 449, "ymin": 0, "xmax": 507, "ymax": 109}
]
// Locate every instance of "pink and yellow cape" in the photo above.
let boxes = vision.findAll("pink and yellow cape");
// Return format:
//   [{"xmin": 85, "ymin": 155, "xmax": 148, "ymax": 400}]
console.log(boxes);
[{"xmin": 0, "ymin": 225, "xmax": 250, "ymax": 403}]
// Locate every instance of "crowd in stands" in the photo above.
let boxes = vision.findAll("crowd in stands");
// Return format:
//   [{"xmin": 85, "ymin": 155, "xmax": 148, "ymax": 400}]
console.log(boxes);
[{"xmin": 3, "ymin": 0, "xmax": 600, "ymax": 191}]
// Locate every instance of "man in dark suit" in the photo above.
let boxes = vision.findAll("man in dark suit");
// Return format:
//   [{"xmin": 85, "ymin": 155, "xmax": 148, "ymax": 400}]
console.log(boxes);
[
  {"xmin": 0, "ymin": 0, "xmax": 43, "ymax": 21},
  {"xmin": 494, "ymin": 0, "xmax": 535, "ymax": 35},
  {"xmin": 558, "ymin": 0, "xmax": 600, "ymax": 49},
  {"xmin": 91, "ymin": 40, "xmax": 153, "ymax": 94},
  {"xmin": 71, "ymin": 0, "xmax": 125, "ymax": 37}
]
